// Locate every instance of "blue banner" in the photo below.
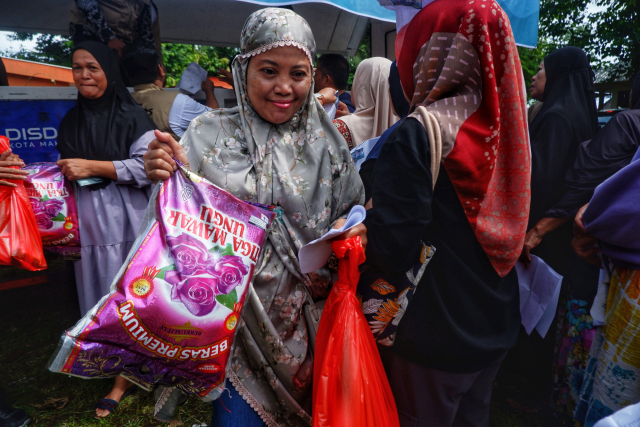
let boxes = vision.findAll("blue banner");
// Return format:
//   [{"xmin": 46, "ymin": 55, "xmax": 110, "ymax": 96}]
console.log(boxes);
[
  {"xmin": 497, "ymin": 0, "xmax": 540, "ymax": 48},
  {"xmin": 0, "ymin": 100, "xmax": 75, "ymax": 165},
  {"xmin": 251, "ymin": 0, "xmax": 539, "ymax": 48},
  {"xmin": 237, "ymin": 0, "xmax": 396, "ymax": 21}
]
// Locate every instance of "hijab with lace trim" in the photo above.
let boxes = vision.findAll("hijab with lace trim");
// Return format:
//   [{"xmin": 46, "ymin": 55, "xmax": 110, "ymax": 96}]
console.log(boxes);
[
  {"xmin": 178, "ymin": 7, "xmax": 364, "ymax": 426},
  {"xmin": 398, "ymin": 0, "xmax": 531, "ymax": 277}
]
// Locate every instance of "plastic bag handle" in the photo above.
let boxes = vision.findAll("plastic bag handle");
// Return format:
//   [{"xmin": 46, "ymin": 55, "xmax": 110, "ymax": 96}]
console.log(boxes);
[{"xmin": 330, "ymin": 236, "xmax": 365, "ymax": 291}]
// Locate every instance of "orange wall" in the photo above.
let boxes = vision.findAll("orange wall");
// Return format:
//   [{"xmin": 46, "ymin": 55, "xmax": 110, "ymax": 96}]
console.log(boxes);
[{"xmin": 2, "ymin": 57, "xmax": 74, "ymax": 87}]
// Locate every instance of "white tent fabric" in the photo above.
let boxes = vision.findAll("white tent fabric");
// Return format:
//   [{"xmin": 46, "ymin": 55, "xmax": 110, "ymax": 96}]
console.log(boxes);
[{"xmin": 0, "ymin": 0, "xmax": 372, "ymax": 55}]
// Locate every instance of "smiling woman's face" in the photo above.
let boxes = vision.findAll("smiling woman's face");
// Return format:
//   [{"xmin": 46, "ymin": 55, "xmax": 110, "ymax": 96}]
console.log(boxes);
[
  {"xmin": 246, "ymin": 46, "xmax": 312, "ymax": 124},
  {"xmin": 72, "ymin": 49, "xmax": 108, "ymax": 99}
]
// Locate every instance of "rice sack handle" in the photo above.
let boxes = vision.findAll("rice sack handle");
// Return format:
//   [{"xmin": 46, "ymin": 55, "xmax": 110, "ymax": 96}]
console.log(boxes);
[
  {"xmin": 23, "ymin": 163, "xmax": 80, "ymax": 255},
  {"xmin": 48, "ymin": 164, "xmax": 275, "ymax": 400}
]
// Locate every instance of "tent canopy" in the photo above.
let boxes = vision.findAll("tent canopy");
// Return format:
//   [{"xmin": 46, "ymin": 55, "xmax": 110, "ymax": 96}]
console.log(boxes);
[
  {"xmin": 0, "ymin": 0, "xmax": 376, "ymax": 56},
  {"xmin": 0, "ymin": 0, "xmax": 539, "ymax": 55}
]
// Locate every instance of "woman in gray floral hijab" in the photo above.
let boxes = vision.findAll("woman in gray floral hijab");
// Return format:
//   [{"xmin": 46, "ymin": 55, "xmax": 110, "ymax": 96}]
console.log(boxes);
[{"xmin": 144, "ymin": 8, "xmax": 364, "ymax": 426}]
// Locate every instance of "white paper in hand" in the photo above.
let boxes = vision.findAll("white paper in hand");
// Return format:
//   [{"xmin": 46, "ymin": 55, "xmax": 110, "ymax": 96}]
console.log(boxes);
[
  {"xmin": 298, "ymin": 205, "xmax": 366, "ymax": 274},
  {"xmin": 515, "ymin": 255, "xmax": 563, "ymax": 338},
  {"xmin": 177, "ymin": 63, "xmax": 208, "ymax": 95}
]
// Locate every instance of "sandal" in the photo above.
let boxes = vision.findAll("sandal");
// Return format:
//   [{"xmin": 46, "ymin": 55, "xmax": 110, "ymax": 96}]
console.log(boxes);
[
  {"xmin": 153, "ymin": 387, "xmax": 188, "ymax": 423},
  {"xmin": 94, "ymin": 385, "xmax": 137, "ymax": 419}
]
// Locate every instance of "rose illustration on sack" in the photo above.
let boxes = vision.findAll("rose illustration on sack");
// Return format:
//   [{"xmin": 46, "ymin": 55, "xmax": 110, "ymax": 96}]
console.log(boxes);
[
  {"xmin": 31, "ymin": 198, "xmax": 65, "ymax": 230},
  {"xmin": 35, "ymin": 211, "xmax": 54, "ymax": 230},
  {"xmin": 42, "ymin": 199, "xmax": 64, "ymax": 217},
  {"xmin": 30, "ymin": 199, "xmax": 44, "ymax": 214},
  {"xmin": 170, "ymin": 275, "xmax": 218, "ymax": 317},
  {"xmin": 166, "ymin": 234, "xmax": 213, "ymax": 276},
  {"xmin": 164, "ymin": 234, "xmax": 251, "ymax": 316},
  {"xmin": 214, "ymin": 256, "xmax": 249, "ymax": 294}
]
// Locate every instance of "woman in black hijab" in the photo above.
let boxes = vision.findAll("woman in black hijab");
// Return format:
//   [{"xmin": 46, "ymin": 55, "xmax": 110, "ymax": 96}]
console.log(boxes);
[
  {"xmin": 501, "ymin": 46, "xmax": 600, "ymax": 409},
  {"xmin": 525, "ymin": 46, "xmax": 598, "ymax": 234},
  {"xmin": 56, "ymin": 41, "xmax": 156, "ymax": 418}
]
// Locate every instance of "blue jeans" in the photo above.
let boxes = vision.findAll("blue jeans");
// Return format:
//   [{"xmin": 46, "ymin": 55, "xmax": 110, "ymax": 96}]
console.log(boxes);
[{"xmin": 210, "ymin": 380, "xmax": 266, "ymax": 427}]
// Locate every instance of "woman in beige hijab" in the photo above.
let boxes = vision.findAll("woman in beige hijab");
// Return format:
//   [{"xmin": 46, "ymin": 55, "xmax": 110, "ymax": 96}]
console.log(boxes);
[{"xmin": 333, "ymin": 57, "xmax": 398, "ymax": 148}]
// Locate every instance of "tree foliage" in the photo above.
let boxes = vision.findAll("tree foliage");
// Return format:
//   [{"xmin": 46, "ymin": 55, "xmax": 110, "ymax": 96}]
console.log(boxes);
[
  {"xmin": 2, "ymin": 33, "xmax": 74, "ymax": 67},
  {"xmin": 346, "ymin": 24, "xmax": 371, "ymax": 87},
  {"xmin": 537, "ymin": 0, "xmax": 640, "ymax": 81},
  {"xmin": 1, "ymin": 32, "xmax": 238, "ymax": 87},
  {"xmin": 160, "ymin": 43, "xmax": 237, "ymax": 87}
]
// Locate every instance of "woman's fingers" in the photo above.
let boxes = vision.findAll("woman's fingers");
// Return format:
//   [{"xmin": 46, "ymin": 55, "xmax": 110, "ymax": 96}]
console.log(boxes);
[
  {"xmin": 146, "ymin": 144, "xmax": 175, "ymax": 165},
  {"xmin": 0, "ymin": 171, "xmax": 26, "ymax": 179},
  {"xmin": 573, "ymin": 203, "xmax": 589, "ymax": 238},
  {"xmin": 332, "ymin": 218, "xmax": 346, "ymax": 230},
  {"xmin": 144, "ymin": 154, "xmax": 175, "ymax": 183},
  {"xmin": 0, "ymin": 164, "xmax": 28, "ymax": 172},
  {"xmin": 144, "ymin": 134, "xmax": 181, "ymax": 183},
  {"xmin": 148, "ymin": 168, "xmax": 172, "ymax": 182},
  {"xmin": 0, "ymin": 179, "xmax": 17, "ymax": 188},
  {"xmin": 0, "ymin": 149, "xmax": 12, "ymax": 162},
  {"xmin": 156, "ymin": 130, "xmax": 190, "ymax": 168},
  {"xmin": 343, "ymin": 224, "xmax": 368, "ymax": 251},
  {"xmin": 331, "ymin": 223, "xmax": 368, "ymax": 251}
]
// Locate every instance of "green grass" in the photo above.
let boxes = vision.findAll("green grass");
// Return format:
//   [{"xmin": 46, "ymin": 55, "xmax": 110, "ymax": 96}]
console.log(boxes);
[
  {"xmin": 1, "ymin": 258, "xmax": 566, "ymax": 427},
  {"xmin": 0, "ymin": 259, "xmax": 211, "ymax": 427}
]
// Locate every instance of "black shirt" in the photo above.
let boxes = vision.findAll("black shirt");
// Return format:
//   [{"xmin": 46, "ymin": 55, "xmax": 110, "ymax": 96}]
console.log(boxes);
[{"xmin": 362, "ymin": 118, "xmax": 520, "ymax": 373}]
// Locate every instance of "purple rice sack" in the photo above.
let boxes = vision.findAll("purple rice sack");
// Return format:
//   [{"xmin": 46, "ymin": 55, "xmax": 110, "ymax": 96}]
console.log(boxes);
[
  {"xmin": 48, "ymin": 164, "xmax": 274, "ymax": 399},
  {"xmin": 23, "ymin": 163, "xmax": 80, "ymax": 255}
]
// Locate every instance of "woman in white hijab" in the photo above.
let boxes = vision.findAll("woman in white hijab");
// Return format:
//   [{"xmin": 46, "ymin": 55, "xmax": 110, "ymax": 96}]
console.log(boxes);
[{"xmin": 333, "ymin": 57, "xmax": 398, "ymax": 148}]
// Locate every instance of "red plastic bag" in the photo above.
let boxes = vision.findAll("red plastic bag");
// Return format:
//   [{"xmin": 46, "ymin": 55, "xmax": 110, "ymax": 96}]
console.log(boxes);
[
  {"xmin": 312, "ymin": 236, "xmax": 400, "ymax": 427},
  {"xmin": 0, "ymin": 136, "xmax": 47, "ymax": 271}
]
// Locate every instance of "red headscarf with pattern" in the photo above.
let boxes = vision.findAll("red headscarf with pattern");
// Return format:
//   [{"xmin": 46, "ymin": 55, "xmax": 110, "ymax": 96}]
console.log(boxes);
[{"xmin": 398, "ymin": 0, "xmax": 531, "ymax": 277}]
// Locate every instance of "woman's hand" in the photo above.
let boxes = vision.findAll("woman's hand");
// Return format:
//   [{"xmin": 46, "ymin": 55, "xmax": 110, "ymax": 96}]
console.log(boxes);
[
  {"xmin": 573, "ymin": 203, "xmax": 589, "ymax": 238},
  {"xmin": 519, "ymin": 217, "xmax": 570, "ymax": 267},
  {"xmin": 335, "ymin": 102, "xmax": 350, "ymax": 118},
  {"xmin": 572, "ymin": 233, "xmax": 601, "ymax": 266},
  {"xmin": 318, "ymin": 87, "xmax": 337, "ymax": 106},
  {"xmin": 519, "ymin": 227, "xmax": 543, "ymax": 267},
  {"xmin": 331, "ymin": 218, "xmax": 368, "ymax": 251},
  {"xmin": 143, "ymin": 130, "xmax": 190, "ymax": 183},
  {"xmin": 217, "ymin": 68, "xmax": 234, "ymax": 88},
  {"xmin": 56, "ymin": 158, "xmax": 97, "ymax": 181},
  {"xmin": 0, "ymin": 149, "xmax": 28, "ymax": 187}
]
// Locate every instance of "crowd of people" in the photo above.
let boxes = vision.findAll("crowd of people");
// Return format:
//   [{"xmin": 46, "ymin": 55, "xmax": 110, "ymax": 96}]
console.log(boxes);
[{"xmin": 2, "ymin": 0, "xmax": 640, "ymax": 426}]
